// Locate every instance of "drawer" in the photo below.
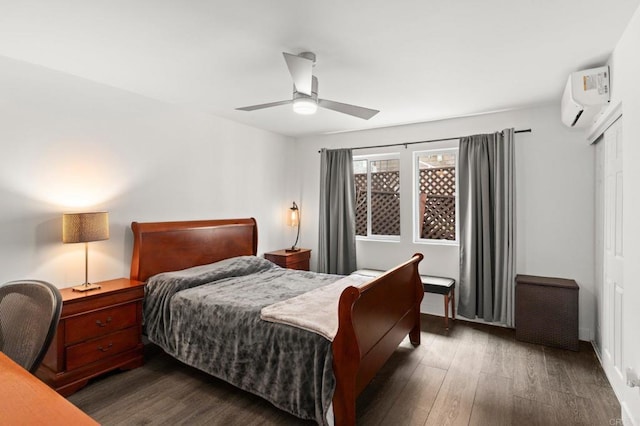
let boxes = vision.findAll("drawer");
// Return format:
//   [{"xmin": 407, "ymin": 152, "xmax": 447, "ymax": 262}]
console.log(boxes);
[
  {"xmin": 287, "ymin": 259, "xmax": 310, "ymax": 270},
  {"xmin": 66, "ymin": 327, "xmax": 139, "ymax": 371},
  {"xmin": 65, "ymin": 303, "xmax": 138, "ymax": 344}
]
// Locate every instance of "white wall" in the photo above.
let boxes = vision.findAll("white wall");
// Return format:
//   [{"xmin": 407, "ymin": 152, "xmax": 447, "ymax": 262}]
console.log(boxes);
[
  {"xmin": 295, "ymin": 105, "xmax": 596, "ymax": 340},
  {"xmin": 601, "ymin": 4, "xmax": 640, "ymax": 424},
  {"xmin": 0, "ymin": 56, "xmax": 295, "ymax": 288}
]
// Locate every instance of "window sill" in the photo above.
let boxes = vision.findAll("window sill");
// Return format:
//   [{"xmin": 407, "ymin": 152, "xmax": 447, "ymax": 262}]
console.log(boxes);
[
  {"xmin": 413, "ymin": 239, "xmax": 459, "ymax": 247},
  {"xmin": 356, "ymin": 236, "xmax": 401, "ymax": 243}
]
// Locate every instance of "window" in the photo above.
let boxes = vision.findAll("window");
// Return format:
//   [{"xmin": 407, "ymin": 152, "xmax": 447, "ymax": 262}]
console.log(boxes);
[
  {"xmin": 353, "ymin": 155, "xmax": 400, "ymax": 239},
  {"xmin": 415, "ymin": 149, "xmax": 458, "ymax": 243}
]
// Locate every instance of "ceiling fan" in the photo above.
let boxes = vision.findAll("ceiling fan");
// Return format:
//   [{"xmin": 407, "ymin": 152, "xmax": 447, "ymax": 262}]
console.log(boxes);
[{"xmin": 236, "ymin": 52, "xmax": 379, "ymax": 120}]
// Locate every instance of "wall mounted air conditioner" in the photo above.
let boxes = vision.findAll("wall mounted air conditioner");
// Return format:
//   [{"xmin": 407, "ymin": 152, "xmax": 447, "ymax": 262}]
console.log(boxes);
[{"xmin": 561, "ymin": 65, "xmax": 610, "ymax": 128}]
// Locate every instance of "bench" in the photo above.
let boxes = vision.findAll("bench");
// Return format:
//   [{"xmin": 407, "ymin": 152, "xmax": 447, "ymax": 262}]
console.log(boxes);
[{"xmin": 353, "ymin": 269, "xmax": 456, "ymax": 329}]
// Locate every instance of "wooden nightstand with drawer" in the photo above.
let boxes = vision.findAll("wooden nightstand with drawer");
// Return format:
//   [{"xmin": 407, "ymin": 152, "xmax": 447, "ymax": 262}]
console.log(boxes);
[
  {"xmin": 36, "ymin": 278, "xmax": 145, "ymax": 396},
  {"xmin": 264, "ymin": 248, "xmax": 311, "ymax": 271}
]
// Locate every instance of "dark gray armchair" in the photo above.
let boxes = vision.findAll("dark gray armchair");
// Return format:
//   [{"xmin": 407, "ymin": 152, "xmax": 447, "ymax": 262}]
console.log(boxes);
[{"xmin": 0, "ymin": 280, "xmax": 62, "ymax": 373}]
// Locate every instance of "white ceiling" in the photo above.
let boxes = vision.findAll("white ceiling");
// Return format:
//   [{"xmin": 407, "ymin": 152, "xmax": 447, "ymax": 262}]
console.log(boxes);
[{"xmin": 0, "ymin": 1, "xmax": 638, "ymax": 137}]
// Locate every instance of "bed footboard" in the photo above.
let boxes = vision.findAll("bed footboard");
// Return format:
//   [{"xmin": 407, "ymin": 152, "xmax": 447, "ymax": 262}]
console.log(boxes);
[{"xmin": 332, "ymin": 253, "xmax": 424, "ymax": 425}]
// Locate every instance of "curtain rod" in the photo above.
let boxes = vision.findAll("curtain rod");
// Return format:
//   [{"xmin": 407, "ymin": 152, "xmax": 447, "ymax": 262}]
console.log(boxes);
[{"xmin": 317, "ymin": 128, "xmax": 532, "ymax": 153}]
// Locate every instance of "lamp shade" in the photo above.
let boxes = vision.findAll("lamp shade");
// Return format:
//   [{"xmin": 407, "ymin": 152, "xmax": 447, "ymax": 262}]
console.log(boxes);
[
  {"xmin": 62, "ymin": 212, "xmax": 109, "ymax": 243},
  {"xmin": 288, "ymin": 202, "xmax": 300, "ymax": 227}
]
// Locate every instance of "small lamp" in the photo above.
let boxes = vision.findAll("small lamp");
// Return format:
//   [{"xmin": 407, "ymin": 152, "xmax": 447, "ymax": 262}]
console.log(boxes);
[
  {"xmin": 62, "ymin": 212, "xmax": 109, "ymax": 292},
  {"xmin": 286, "ymin": 202, "xmax": 301, "ymax": 252}
]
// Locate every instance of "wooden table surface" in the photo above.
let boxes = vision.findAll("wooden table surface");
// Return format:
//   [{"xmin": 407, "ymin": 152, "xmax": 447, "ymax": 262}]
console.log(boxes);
[{"xmin": 0, "ymin": 352, "xmax": 99, "ymax": 425}]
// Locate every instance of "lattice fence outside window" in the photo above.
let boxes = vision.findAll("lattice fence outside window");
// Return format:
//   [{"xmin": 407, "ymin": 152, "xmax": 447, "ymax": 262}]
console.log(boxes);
[
  {"xmin": 355, "ymin": 173, "xmax": 368, "ymax": 236},
  {"xmin": 354, "ymin": 170, "xmax": 400, "ymax": 237},
  {"xmin": 371, "ymin": 170, "xmax": 400, "ymax": 235},
  {"xmin": 354, "ymin": 153, "xmax": 455, "ymax": 240},
  {"xmin": 418, "ymin": 166, "xmax": 456, "ymax": 240}
]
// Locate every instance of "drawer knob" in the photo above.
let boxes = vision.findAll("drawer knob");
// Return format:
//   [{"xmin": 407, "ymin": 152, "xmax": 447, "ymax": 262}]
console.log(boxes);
[
  {"xmin": 98, "ymin": 343, "xmax": 113, "ymax": 352},
  {"xmin": 96, "ymin": 317, "xmax": 113, "ymax": 327}
]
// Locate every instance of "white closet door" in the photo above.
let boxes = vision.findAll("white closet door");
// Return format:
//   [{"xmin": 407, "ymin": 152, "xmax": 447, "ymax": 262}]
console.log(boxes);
[{"xmin": 602, "ymin": 117, "xmax": 625, "ymax": 389}]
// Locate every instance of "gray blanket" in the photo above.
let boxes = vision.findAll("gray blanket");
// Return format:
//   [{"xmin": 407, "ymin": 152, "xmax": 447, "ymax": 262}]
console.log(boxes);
[{"xmin": 144, "ymin": 256, "xmax": 341, "ymax": 424}]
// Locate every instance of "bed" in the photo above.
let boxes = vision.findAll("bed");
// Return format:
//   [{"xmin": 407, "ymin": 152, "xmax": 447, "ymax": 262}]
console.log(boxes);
[{"xmin": 130, "ymin": 218, "xmax": 423, "ymax": 425}]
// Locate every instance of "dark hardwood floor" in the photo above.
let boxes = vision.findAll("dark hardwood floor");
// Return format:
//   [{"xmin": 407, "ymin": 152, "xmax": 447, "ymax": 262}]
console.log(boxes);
[{"xmin": 68, "ymin": 315, "xmax": 620, "ymax": 425}]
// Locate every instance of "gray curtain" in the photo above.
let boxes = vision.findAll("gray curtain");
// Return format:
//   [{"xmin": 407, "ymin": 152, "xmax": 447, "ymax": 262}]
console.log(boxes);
[
  {"xmin": 318, "ymin": 148, "xmax": 357, "ymax": 274},
  {"xmin": 458, "ymin": 128, "xmax": 516, "ymax": 326}
]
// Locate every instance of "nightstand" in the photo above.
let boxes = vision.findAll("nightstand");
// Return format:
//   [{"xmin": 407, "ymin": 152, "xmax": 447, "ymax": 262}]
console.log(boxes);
[
  {"xmin": 36, "ymin": 278, "xmax": 145, "ymax": 396},
  {"xmin": 264, "ymin": 248, "xmax": 311, "ymax": 271}
]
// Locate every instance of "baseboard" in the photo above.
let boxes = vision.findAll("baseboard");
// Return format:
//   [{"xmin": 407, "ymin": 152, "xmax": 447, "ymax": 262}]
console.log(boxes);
[
  {"xmin": 443, "ymin": 312, "xmax": 512, "ymax": 328},
  {"xmin": 591, "ymin": 340, "xmax": 604, "ymax": 365},
  {"xmin": 622, "ymin": 402, "xmax": 636, "ymax": 426},
  {"xmin": 579, "ymin": 327, "xmax": 592, "ymax": 341},
  {"xmin": 589, "ymin": 340, "xmax": 640, "ymax": 426}
]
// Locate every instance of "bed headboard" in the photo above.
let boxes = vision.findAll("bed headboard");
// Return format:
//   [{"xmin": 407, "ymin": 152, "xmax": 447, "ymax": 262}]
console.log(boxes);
[{"xmin": 130, "ymin": 218, "xmax": 258, "ymax": 282}]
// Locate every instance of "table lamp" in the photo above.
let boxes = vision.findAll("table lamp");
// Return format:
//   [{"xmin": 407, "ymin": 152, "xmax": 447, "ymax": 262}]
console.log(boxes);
[
  {"xmin": 286, "ymin": 202, "xmax": 300, "ymax": 252},
  {"xmin": 62, "ymin": 212, "xmax": 109, "ymax": 292}
]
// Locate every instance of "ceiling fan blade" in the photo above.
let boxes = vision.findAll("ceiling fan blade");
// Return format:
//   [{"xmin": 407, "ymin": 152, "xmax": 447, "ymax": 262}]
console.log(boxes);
[
  {"xmin": 236, "ymin": 100, "xmax": 292, "ymax": 111},
  {"xmin": 283, "ymin": 52, "xmax": 313, "ymax": 96},
  {"xmin": 318, "ymin": 99, "xmax": 379, "ymax": 120}
]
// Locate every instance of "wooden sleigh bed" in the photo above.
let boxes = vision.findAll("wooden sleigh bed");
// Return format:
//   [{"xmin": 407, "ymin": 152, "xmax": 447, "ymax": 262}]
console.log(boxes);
[{"xmin": 130, "ymin": 217, "xmax": 423, "ymax": 425}]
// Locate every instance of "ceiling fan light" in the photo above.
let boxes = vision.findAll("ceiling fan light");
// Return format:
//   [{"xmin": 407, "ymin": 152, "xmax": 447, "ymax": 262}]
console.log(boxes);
[{"xmin": 293, "ymin": 97, "xmax": 318, "ymax": 115}]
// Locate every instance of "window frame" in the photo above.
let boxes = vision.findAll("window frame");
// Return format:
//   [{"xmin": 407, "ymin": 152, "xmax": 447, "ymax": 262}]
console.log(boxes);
[
  {"xmin": 353, "ymin": 152, "xmax": 401, "ymax": 242},
  {"xmin": 413, "ymin": 147, "xmax": 459, "ymax": 246}
]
